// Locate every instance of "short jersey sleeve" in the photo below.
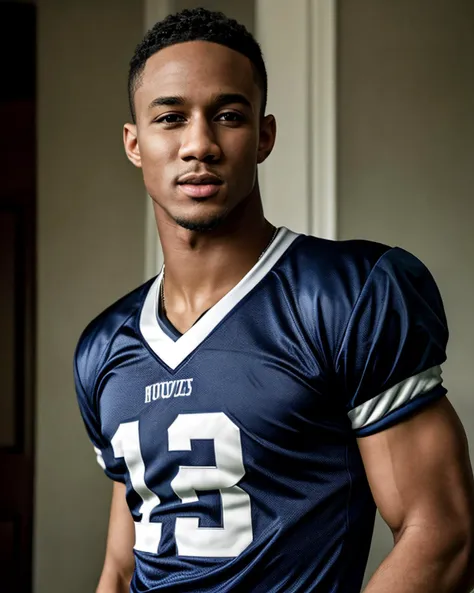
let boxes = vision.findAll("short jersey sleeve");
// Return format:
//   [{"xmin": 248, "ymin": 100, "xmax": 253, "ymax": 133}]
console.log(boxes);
[
  {"xmin": 336, "ymin": 247, "xmax": 449, "ymax": 437},
  {"xmin": 74, "ymin": 337, "xmax": 125, "ymax": 482}
]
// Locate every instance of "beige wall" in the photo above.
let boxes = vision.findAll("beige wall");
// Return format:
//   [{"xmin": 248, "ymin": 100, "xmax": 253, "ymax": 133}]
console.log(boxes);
[
  {"xmin": 338, "ymin": 0, "xmax": 474, "ymax": 582},
  {"xmin": 35, "ymin": 1, "xmax": 145, "ymax": 591}
]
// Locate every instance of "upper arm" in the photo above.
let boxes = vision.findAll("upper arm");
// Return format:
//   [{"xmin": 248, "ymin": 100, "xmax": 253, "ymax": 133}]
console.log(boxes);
[
  {"xmin": 97, "ymin": 482, "xmax": 135, "ymax": 592},
  {"xmin": 337, "ymin": 247, "xmax": 449, "ymax": 438},
  {"xmin": 357, "ymin": 397, "xmax": 474, "ymax": 543}
]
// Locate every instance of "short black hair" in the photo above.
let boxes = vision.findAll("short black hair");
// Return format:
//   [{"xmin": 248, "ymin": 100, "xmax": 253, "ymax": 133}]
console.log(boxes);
[{"xmin": 128, "ymin": 8, "xmax": 267, "ymax": 123}]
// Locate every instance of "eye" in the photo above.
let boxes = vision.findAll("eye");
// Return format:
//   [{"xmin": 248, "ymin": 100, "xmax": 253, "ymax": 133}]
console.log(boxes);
[
  {"xmin": 155, "ymin": 114, "xmax": 185, "ymax": 125},
  {"xmin": 216, "ymin": 112, "xmax": 244, "ymax": 123}
]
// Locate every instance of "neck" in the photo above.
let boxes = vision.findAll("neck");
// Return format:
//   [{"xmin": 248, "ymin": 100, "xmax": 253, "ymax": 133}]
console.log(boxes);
[{"xmin": 155, "ymin": 189, "xmax": 275, "ymax": 314}]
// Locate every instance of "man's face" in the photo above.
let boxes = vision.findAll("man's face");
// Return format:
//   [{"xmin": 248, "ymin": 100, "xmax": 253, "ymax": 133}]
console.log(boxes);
[{"xmin": 124, "ymin": 41, "xmax": 276, "ymax": 231}]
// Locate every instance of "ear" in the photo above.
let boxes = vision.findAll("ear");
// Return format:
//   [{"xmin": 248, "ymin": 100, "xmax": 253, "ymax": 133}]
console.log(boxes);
[
  {"xmin": 123, "ymin": 123, "xmax": 142, "ymax": 168},
  {"xmin": 257, "ymin": 114, "xmax": 276, "ymax": 164}
]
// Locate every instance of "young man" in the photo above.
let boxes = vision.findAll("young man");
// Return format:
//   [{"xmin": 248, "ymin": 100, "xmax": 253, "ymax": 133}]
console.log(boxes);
[{"xmin": 74, "ymin": 8, "xmax": 474, "ymax": 593}]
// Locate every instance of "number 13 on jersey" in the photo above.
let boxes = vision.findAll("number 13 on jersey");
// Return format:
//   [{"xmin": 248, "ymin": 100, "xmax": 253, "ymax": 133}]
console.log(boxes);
[{"xmin": 111, "ymin": 412, "xmax": 253, "ymax": 557}]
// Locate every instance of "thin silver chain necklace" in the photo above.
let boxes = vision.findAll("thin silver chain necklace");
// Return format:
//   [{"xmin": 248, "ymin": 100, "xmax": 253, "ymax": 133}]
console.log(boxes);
[{"xmin": 160, "ymin": 226, "xmax": 279, "ymax": 314}]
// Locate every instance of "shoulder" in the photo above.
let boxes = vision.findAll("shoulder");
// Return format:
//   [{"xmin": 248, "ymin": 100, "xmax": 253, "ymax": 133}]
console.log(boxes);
[
  {"xmin": 288, "ymin": 234, "xmax": 438, "ymax": 296},
  {"xmin": 74, "ymin": 278, "xmax": 156, "ymax": 392},
  {"xmin": 281, "ymin": 233, "xmax": 445, "ymax": 360},
  {"xmin": 291, "ymin": 234, "xmax": 390, "ymax": 274},
  {"xmin": 285, "ymin": 233, "xmax": 393, "ymax": 299}
]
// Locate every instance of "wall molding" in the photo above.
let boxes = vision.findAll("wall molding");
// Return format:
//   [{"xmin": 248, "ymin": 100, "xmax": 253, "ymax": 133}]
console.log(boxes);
[{"xmin": 310, "ymin": 0, "xmax": 337, "ymax": 240}]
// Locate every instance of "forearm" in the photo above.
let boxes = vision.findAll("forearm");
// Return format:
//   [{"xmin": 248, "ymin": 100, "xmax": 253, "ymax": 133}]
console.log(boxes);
[
  {"xmin": 363, "ymin": 526, "xmax": 473, "ymax": 593},
  {"xmin": 96, "ymin": 565, "xmax": 132, "ymax": 593},
  {"xmin": 97, "ymin": 483, "xmax": 135, "ymax": 593}
]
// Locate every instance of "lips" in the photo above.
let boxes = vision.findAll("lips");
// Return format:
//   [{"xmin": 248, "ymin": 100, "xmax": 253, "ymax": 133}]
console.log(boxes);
[
  {"xmin": 177, "ymin": 173, "xmax": 223, "ymax": 198},
  {"xmin": 178, "ymin": 183, "xmax": 222, "ymax": 198}
]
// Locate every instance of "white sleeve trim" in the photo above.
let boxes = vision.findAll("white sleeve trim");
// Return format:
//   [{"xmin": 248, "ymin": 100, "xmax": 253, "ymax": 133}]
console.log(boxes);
[
  {"xmin": 348, "ymin": 365, "xmax": 443, "ymax": 430},
  {"xmin": 94, "ymin": 446, "xmax": 106, "ymax": 471}
]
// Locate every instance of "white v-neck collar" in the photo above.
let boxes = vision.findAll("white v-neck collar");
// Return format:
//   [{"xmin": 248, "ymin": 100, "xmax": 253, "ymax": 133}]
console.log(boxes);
[{"xmin": 139, "ymin": 227, "xmax": 299, "ymax": 370}]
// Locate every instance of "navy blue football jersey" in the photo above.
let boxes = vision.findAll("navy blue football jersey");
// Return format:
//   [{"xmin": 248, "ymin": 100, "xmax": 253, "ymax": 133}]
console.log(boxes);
[{"xmin": 74, "ymin": 228, "xmax": 448, "ymax": 592}]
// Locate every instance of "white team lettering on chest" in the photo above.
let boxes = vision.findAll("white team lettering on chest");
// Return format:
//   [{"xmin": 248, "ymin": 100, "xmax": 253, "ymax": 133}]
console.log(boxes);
[{"xmin": 145, "ymin": 378, "xmax": 194, "ymax": 403}]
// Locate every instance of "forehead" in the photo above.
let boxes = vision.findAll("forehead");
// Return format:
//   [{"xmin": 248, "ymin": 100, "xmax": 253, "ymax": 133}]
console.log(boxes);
[{"xmin": 135, "ymin": 40, "xmax": 260, "ymax": 110}]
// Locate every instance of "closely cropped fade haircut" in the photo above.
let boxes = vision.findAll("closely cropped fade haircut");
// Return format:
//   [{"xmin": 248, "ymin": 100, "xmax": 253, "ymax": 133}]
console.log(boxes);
[{"xmin": 128, "ymin": 8, "xmax": 268, "ymax": 123}]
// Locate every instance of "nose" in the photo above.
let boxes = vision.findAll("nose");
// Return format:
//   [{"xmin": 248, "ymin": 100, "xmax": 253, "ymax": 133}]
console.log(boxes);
[{"xmin": 178, "ymin": 116, "xmax": 221, "ymax": 163}]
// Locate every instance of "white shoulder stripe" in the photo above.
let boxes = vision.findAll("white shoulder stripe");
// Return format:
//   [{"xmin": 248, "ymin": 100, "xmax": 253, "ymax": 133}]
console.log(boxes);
[
  {"xmin": 348, "ymin": 365, "xmax": 443, "ymax": 430},
  {"xmin": 94, "ymin": 446, "xmax": 106, "ymax": 470}
]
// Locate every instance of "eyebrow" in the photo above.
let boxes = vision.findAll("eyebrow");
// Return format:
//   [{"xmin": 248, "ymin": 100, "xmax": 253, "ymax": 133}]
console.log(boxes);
[
  {"xmin": 148, "ymin": 96, "xmax": 185, "ymax": 109},
  {"xmin": 213, "ymin": 93, "xmax": 253, "ymax": 110},
  {"xmin": 148, "ymin": 93, "xmax": 253, "ymax": 111}
]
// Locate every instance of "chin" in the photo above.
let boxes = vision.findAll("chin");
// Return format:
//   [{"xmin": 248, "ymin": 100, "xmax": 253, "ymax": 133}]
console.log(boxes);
[{"xmin": 173, "ymin": 212, "xmax": 228, "ymax": 232}]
